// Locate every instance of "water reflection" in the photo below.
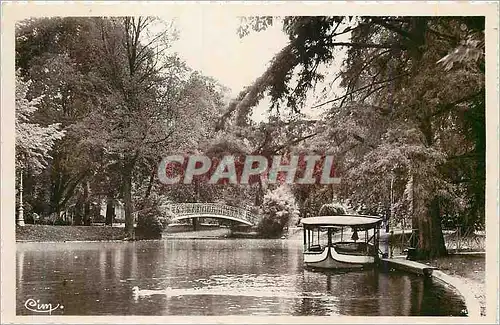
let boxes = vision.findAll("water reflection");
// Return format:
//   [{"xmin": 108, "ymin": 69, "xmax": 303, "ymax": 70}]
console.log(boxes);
[{"xmin": 16, "ymin": 240, "xmax": 465, "ymax": 316}]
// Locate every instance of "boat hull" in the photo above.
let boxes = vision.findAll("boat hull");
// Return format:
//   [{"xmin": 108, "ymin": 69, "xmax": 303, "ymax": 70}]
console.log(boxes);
[{"xmin": 304, "ymin": 246, "xmax": 376, "ymax": 269}]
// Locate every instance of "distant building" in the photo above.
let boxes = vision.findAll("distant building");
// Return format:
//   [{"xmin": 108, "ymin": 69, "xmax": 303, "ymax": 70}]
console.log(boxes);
[{"xmin": 99, "ymin": 199, "xmax": 126, "ymax": 223}]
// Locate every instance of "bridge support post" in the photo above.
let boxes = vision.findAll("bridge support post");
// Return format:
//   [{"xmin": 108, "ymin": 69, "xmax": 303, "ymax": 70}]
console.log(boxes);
[{"xmin": 192, "ymin": 217, "xmax": 198, "ymax": 231}]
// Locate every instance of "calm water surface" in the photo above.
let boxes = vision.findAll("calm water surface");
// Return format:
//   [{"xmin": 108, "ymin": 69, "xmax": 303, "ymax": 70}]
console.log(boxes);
[{"xmin": 16, "ymin": 239, "xmax": 466, "ymax": 316}]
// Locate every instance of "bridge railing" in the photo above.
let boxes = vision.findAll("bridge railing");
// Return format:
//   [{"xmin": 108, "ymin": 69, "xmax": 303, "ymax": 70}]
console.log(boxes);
[{"xmin": 163, "ymin": 203, "xmax": 259, "ymax": 226}]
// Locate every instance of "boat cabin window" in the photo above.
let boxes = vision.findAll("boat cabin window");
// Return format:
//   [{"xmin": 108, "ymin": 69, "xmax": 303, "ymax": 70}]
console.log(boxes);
[
  {"xmin": 303, "ymin": 226, "xmax": 332, "ymax": 252},
  {"xmin": 303, "ymin": 223, "xmax": 380, "ymax": 255}
]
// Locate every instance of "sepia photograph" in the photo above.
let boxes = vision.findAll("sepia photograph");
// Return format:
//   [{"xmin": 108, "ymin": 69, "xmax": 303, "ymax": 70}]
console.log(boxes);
[{"xmin": 1, "ymin": 1, "xmax": 498, "ymax": 323}]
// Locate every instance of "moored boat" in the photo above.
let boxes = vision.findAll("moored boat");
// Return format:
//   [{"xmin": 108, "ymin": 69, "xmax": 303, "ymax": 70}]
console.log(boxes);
[{"xmin": 300, "ymin": 215, "xmax": 383, "ymax": 270}]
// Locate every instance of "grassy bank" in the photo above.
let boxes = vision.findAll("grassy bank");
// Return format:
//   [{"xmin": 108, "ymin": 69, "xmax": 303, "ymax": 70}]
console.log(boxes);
[{"xmin": 16, "ymin": 225, "xmax": 126, "ymax": 242}]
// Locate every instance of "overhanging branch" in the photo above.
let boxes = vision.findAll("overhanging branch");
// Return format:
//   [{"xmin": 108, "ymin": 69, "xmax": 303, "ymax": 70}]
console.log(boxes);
[{"xmin": 313, "ymin": 74, "xmax": 407, "ymax": 109}]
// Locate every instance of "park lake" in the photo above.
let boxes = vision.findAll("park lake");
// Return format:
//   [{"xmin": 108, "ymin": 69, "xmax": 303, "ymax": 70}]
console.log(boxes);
[{"xmin": 16, "ymin": 239, "xmax": 466, "ymax": 316}]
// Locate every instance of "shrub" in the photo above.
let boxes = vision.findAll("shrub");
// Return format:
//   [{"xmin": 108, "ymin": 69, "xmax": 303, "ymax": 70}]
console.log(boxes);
[
  {"xmin": 53, "ymin": 218, "xmax": 71, "ymax": 226},
  {"xmin": 318, "ymin": 203, "xmax": 347, "ymax": 216},
  {"xmin": 257, "ymin": 185, "xmax": 299, "ymax": 238},
  {"xmin": 136, "ymin": 213, "xmax": 165, "ymax": 239},
  {"xmin": 93, "ymin": 214, "xmax": 105, "ymax": 223},
  {"xmin": 135, "ymin": 197, "xmax": 173, "ymax": 239},
  {"xmin": 24, "ymin": 213, "xmax": 35, "ymax": 225}
]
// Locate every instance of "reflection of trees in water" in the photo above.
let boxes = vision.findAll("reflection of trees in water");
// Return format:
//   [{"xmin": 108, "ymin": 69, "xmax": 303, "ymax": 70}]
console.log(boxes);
[
  {"xmin": 16, "ymin": 250, "xmax": 24, "ymax": 287},
  {"xmin": 163, "ymin": 240, "xmax": 245, "ymax": 280},
  {"xmin": 16, "ymin": 249, "xmax": 25, "ymax": 313},
  {"xmin": 410, "ymin": 275, "xmax": 424, "ymax": 315},
  {"xmin": 17, "ymin": 243, "xmax": 142, "ymax": 315},
  {"xmin": 160, "ymin": 240, "xmax": 304, "ymax": 316},
  {"xmin": 293, "ymin": 271, "xmax": 340, "ymax": 315},
  {"xmin": 293, "ymin": 297, "xmax": 329, "ymax": 316},
  {"xmin": 333, "ymin": 269, "xmax": 380, "ymax": 316},
  {"xmin": 375, "ymin": 272, "xmax": 464, "ymax": 316},
  {"xmin": 416, "ymin": 277, "xmax": 465, "ymax": 316},
  {"xmin": 378, "ymin": 274, "xmax": 463, "ymax": 316},
  {"xmin": 163, "ymin": 240, "xmax": 300, "ymax": 280},
  {"xmin": 375, "ymin": 272, "xmax": 412, "ymax": 316},
  {"xmin": 132, "ymin": 243, "xmax": 166, "ymax": 280},
  {"xmin": 294, "ymin": 269, "xmax": 422, "ymax": 316}
]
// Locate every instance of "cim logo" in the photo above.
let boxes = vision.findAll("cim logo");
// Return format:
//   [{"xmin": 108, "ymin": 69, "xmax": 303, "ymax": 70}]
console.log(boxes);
[{"xmin": 24, "ymin": 298, "xmax": 64, "ymax": 314}]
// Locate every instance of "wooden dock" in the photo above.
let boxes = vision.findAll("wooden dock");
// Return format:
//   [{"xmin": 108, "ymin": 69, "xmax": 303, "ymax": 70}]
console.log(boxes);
[{"xmin": 380, "ymin": 258, "xmax": 436, "ymax": 276}]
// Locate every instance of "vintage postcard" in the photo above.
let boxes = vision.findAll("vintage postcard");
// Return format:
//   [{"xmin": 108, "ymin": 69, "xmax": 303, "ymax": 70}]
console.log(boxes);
[{"xmin": 1, "ymin": 1, "xmax": 498, "ymax": 324}]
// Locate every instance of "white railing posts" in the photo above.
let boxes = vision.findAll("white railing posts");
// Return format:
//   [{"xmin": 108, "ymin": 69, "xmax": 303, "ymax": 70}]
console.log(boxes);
[{"xmin": 162, "ymin": 203, "xmax": 258, "ymax": 226}]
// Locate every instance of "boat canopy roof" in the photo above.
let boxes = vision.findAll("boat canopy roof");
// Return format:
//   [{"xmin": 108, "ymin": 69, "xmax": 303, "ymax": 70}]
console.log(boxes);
[{"xmin": 301, "ymin": 215, "xmax": 382, "ymax": 227}]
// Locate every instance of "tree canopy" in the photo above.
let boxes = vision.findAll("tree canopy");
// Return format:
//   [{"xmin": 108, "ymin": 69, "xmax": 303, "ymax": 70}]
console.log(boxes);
[
  {"xmin": 220, "ymin": 16, "xmax": 485, "ymax": 258},
  {"xmin": 15, "ymin": 17, "xmax": 228, "ymax": 233},
  {"xmin": 15, "ymin": 71, "xmax": 66, "ymax": 171}
]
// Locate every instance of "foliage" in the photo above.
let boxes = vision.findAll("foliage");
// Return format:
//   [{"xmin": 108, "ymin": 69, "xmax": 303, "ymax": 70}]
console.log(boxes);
[
  {"xmin": 16, "ymin": 17, "xmax": 122, "ymax": 219},
  {"xmin": 135, "ymin": 214, "xmax": 166, "ymax": 239},
  {"xmin": 157, "ymin": 76, "xmax": 248, "ymax": 206},
  {"xmin": 229, "ymin": 16, "xmax": 485, "ymax": 258},
  {"xmin": 437, "ymin": 31, "xmax": 484, "ymax": 71},
  {"xmin": 135, "ymin": 194, "xmax": 172, "ymax": 239},
  {"xmin": 257, "ymin": 185, "xmax": 299, "ymax": 237},
  {"xmin": 15, "ymin": 15, "xmax": 486, "ymax": 252},
  {"xmin": 15, "ymin": 71, "xmax": 65, "ymax": 171},
  {"xmin": 318, "ymin": 203, "xmax": 347, "ymax": 216},
  {"xmin": 15, "ymin": 17, "xmax": 227, "ymax": 236},
  {"xmin": 237, "ymin": 16, "xmax": 274, "ymax": 38}
]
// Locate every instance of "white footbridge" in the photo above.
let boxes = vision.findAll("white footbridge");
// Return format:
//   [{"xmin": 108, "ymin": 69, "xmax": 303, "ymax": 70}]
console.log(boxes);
[{"xmin": 162, "ymin": 203, "xmax": 260, "ymax": 226}]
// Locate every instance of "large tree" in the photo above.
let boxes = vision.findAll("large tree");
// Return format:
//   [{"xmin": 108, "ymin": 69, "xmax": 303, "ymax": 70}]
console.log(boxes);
[
  {"xmin": 16, "ymin": 17, "xmax": 118, "ymax": 223},
  {"xmin": 73, "ymin": 17, "xmax": 186, "ymax": 238}
]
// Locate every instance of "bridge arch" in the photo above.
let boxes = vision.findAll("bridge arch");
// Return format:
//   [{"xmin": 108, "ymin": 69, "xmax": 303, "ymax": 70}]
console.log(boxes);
[
  {"xmin": 162, "ymin": 203, "xmax": 259, "ymax": 226},
  {"xmin": 170, "ymin": 214, "xmax": 253, "ymax": 226}
]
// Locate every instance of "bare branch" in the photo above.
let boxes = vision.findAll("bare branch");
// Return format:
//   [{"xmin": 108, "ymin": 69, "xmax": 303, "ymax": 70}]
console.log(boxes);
[
  {"xmin": 269, "ymin": 132, "xmax": 319, "ymax": 155},
  {"xmin": 313, "ymin": 74, "xmax": 407, "ymax": 109}
]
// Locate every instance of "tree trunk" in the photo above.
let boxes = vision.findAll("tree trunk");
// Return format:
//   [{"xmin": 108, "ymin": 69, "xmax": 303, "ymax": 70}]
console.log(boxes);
[
  {"xmin": 73, "ymin": 199, "xmax": 83, "ymax": 226},
  {"xmin": 414, "ymin": 198, "xmax": 447, "ymax": 259},
  {"xmin": 105, "ymin": 194, "xmax": 114, "ymax": 226},
  {"xmin": 194, "ymin": 179, "xmax": 200, "ymax": 202},
  {"xmin": 412, "ymin": 102, "xmax": 447, "ymax": 259},
  {"xmin": 123, "ymin": 167, "xmax": 135, "ymax": 240},
  {"xmin": 144, "ymin": 167, "xmax": 155, "ymax": 200},
  {"xmin": 255, "ymin": 179, "xmax": 264, "ymax": 206},
  {"xmin": 411, "ymin": 175, "xmax": 447, "ymax": 259},
  {"xmin": 83, "ymin": 182, "xmax": 91, "ymax": 226},
  {"xmin": 83, "ymin": 202, "xmax": 91, "ymax": 226},
  {"xmin": 50, "ymin": 177, "xmax": 64, "ymax": 218}
]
